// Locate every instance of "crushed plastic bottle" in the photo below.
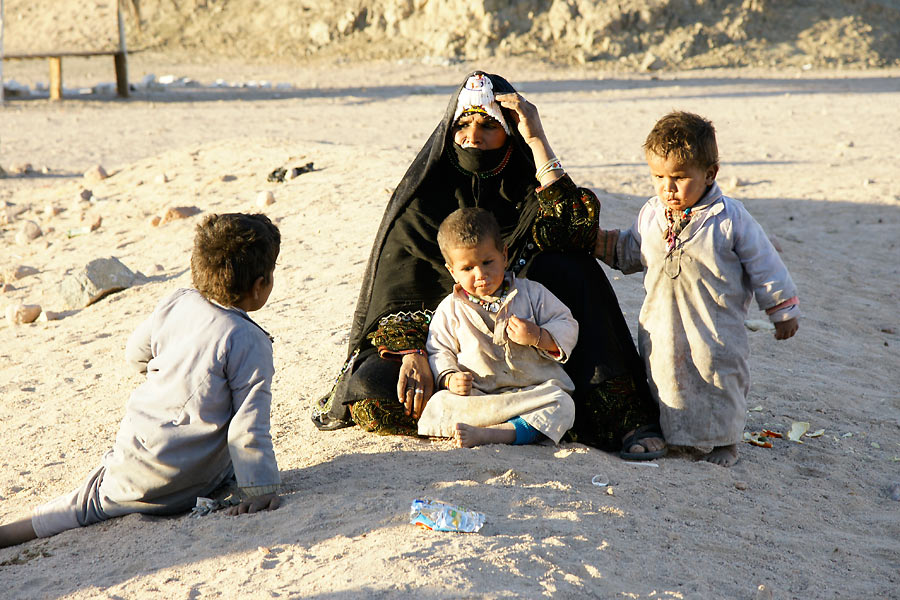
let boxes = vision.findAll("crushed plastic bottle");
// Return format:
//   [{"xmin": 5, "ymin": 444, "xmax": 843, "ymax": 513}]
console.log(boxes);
[{"xmin": 409, "ymin": 499, "xmax": 485, "ymax": 533}]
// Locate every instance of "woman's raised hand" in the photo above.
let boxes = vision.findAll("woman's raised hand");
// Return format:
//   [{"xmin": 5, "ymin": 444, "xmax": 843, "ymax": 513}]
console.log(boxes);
[
  {"xmin": 495, "ymin": 92, "xmax": 546, "ymax": 145},
  {"xmin": 397, "ymin": 352, "xmax": 434, "ymax": 420}
]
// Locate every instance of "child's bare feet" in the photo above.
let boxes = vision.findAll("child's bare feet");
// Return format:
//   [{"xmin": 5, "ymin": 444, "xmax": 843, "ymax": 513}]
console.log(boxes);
[
  {"xmin": 454, "ymin": 423, "xmax": 517, "ymax": 448},
  {"xmin": 701, "ymin": 444, "xmax": 738, "ymax": 467}
]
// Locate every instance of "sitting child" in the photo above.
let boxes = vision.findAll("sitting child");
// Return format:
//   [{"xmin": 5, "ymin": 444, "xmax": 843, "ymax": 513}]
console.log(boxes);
[
  {"xmin": 417, "ymin": 207, "xmax": 578, "ymax": 448},
  {"xmin": 594, "ymin": 111, "xmax": 800, "ymax": 467},
  {"xmin": 0, "ymin": 213, "xmax": 282, "ymax": 548}
]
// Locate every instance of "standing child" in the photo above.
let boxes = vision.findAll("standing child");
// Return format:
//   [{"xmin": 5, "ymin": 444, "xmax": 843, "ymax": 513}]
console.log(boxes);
[
  {"xmin": 0, "ymin": 213, "xmax": 282, "ymax": 548},
  {"xmin": 417, "ymin": 207, "xmax": 578, "ymax": 448},
  {"xmin": 594, "ymin": 111, "xmax": 800, "ymax": 467}
]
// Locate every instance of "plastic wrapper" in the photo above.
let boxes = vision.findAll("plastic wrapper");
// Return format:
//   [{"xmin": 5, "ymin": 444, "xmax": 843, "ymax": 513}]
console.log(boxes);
[{"xmin": 409, "ymin": 499, "xmax": 485, "ymax": 533}]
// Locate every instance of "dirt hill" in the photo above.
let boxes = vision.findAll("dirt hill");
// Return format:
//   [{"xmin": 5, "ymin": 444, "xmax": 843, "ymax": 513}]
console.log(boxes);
[{"xmin": 4, "ymin": 0, "xmax": 900, "ymax": 69}]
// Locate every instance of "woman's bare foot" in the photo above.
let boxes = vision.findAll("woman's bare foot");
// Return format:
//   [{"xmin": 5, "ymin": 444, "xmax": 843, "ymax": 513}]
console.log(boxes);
[
  {"xmin": 455, "ymin": 423, "xmax": 517, "ymax": 448},
  {"xmin": 622, "ymin": 428, "xmax": 666, "ymax": 455},
  {"xmin": 701, "ymin": 444, "xmax": 738, "ymax": 467}
]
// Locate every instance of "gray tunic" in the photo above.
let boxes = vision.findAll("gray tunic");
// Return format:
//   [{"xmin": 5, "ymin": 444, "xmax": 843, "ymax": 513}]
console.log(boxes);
[
  {"xmin": 418, "ymin": 275, "xmax": 577, "ymax": 443},
  {"xmin": 615, "ymin": 184, "xmax": 798, "ymax": 446},
  {"xmin": 32, "ymin": 288, "xmax": 280, "ymax": 537}
]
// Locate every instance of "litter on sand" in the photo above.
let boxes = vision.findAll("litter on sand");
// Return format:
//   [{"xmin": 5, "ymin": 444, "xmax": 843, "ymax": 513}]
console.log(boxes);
[
  {"xmin": 409, "ymin": 499, "xmax": 485, "ymax": 533},
  {"xmin": 787, "ymin": 421, "xmax": 810, "ymax": 443},
  {"xmin": 591, "ymin": 474, "xmax": 610, "ymax": 487}
]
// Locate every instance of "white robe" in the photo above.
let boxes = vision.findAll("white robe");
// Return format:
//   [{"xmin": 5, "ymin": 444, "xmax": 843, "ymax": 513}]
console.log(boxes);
[
  {"xmin": 615, "ymin": 183, "xmax": 798, "ymax": 446},
  {"xmin": 418, "ymin": 275, "xmax": 578, "ymax": 443}
]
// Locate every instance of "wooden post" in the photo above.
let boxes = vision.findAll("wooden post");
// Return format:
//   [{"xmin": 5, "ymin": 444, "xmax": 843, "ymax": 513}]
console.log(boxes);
[
  {"xmin": 116, "ymin": 3, "xmax": 129, "ymax": 98},
  {"xmin": 49, "ymin": 56, "xmax": 62, "ymax": 100},
  {"xmin": 1, "ymin": 0, "xmax": 5, "ymax": 104}
]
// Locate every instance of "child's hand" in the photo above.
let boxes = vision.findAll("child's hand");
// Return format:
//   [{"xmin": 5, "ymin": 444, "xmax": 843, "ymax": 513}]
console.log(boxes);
[
  {"xmin": 225, "ymin": 493, "xmax": 281, "ymax": 516},
  {"xmin": 774, "ymin": 318, "xmax": 799, "ymax": 340},
  {"xmin": 447, "ymin": 371, "xmax": 474, "ymax": 396},
  {"xmin": 594, "ymin": 228, "xmax": 619, "ymax": 266},
  {"xmin": 506, "ymin": 315, "xmax": 541, "ymax": 346}
]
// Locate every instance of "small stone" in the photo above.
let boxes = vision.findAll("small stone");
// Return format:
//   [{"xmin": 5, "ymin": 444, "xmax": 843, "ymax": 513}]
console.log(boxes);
[
  {"xmin": 640, "ymin": 52, "xmax": 664, "ymax": 71},
  {"xmin": 220, "ymin": 174, "xmax": 237, "ymax": 182},
  {"xmin": 6, "ymin": 304, "xmax": 42, "ymax": 325},
  {"xmin": 889, "ymin": 483, "xmax": 900, "ymax": 501},
  {"xmin": 16, "ymin": 221, "xmax": 43, "ymax": 244},
  {"xmin": 84, "ymin": 165, "xmax": 109, "ymax": 183},
  {"xmin": 256, "ymin": 191, "xmax": 276, "ymax": 207},
  {"xmin": 44, "ymin": 203, "xmax": 63, "ymax": 217},
  {"xmin": 862, "ymin": 179, "xmax": 874, "ymax": 186},
  {"xmin": 734, "ymin": 481, "xmax": 748, "ymax": 490},
  {"xmin": 10, "ymin": 163, "xmax": 34, "ymax": 175},
  {"xmin": 41, "ymin": 166, "xmax": 51, "ymax": 174},
  {"xmin": 160, "ymin": 206, "xmax": 201, "ymax": 225},
  {"xmin": 37, "ymin": 310, "xmax": 62, "ymax": 322},
  {"xmin": 79, "ymin": 189, "xmax": 93, "ymax": 201},
  {"xmin": 1, "ymin": 283, "xmax": 15, "ymax": 293},
  {"xmin": 7, "ymin": 265, "xmax": 39, "ymax": 280},
  {"xmin": 155, "ymin": 173, "xmax": 170, "ymax": 184},
  {"xmin": 149, "ymin": 215, "xmax": 162, "ymax": 227},
  {"xmin": 606, "ymin": 487, "xmax": 614, "ymax": 496},
  {"xmin": 90, "ymin": 215, "xmax": 103, "ymax": 231}
]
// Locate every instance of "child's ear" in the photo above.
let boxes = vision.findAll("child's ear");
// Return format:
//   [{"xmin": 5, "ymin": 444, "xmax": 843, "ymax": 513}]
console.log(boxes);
[
  {"xmin": 706, "ymin": 164, "xmax": 719, "ymax": 185},
  {"xmin": 252, "ymin": 276, "xmax": 265, "ymax": 299},
  {"xmin": 503, "ymin": 245, "xmax": 509, "ymax": 262},
  {"xmin": 445, "ymin": 263, "xmax": 455, "ymax": 280}
]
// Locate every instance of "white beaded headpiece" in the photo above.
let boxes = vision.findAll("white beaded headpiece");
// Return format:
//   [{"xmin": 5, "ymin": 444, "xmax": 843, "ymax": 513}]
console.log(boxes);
[{"xmin": 453, "ymin": 74, "xmax": 511, "ymax": 134}]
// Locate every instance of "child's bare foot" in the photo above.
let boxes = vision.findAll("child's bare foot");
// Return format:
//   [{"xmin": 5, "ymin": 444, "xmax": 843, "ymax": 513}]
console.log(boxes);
[
  {"xmin": 701, "ymin": 444, "xmax": 738, "ymax": 467},
  {"xmin": 454, "ymin": 423, "xmax": 516, "ymax": 448}
]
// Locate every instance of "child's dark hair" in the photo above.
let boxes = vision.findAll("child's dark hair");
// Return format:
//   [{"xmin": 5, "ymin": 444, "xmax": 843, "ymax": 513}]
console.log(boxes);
[
  {"xmin": 643, "ymin": 111, "xmax": 719, "ymax": 170},
  {"xmin": 191, "ymin": 213, "xmax": 281, "ymax": 306},
  {"xmin": 437, "ymin": 207, "xmax": 504, "ymax": 262}
]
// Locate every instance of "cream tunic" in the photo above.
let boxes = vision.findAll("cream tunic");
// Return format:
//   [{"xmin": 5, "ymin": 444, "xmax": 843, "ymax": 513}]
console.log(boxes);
[
  {"xmin": 615, "ymin": 183, "xmax": 798, "ymax": 446},
  {"xmin": 419, "ymin": 275, "xmax": 578, "ymax": 443}
]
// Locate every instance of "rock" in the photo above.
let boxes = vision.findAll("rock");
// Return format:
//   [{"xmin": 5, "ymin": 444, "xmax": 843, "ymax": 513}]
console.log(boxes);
[
  {"xmin": 58, "ymin": 257, "xmax": 136, "ymax": 309},
  {"xmin": 37, "ymin": 310, "xmax": 62, "ymax": 322},
  {"xmin": 149, "ymin": 215, "xmax": 162, "ymax": 227},
  {"xmin": 889, "ymin": 483, "xmax": 900, "ymax": 501},
  {"xmin": 1, "ymin": 283, "xmax": 14, "ymax": 293},
  {"xmin": 5, "ymin": 304, "xmax": 42, "ymax": 325},
  {"xmin": 79, "ymin": 189, "xmax": 93, "ymax": 201},
  {"xmin": 220, "ymin": 174, "xmax": 237, "ymax": 182},
  {"xmin": 640, "ymin": 52, "xmax": 665, "ymax": 71},
  {"xmin": 15, "ymin": 221, "xmax": 43, "ymax": 244},
  {"xmin": 6, "ymin": 265, "xmax": 39, "ymax": 280},
  {"xmin": 155, "ymin": 173, "xmax": 170, "ymax": 184},
  {"xmin": 734, "ymin": 481, "xmax": 748, "ymax": 490},
  {"xmin": 44, "ymin": 203, "xmax": 63, "ymax": 217},
  {"xmin": 160, "ymin": 206, "xmax": 201, "ymax": 225},
  {"xmin": 10, "ymin": 163, "xmax": 34, "ymax": 175},
  {"xmin": 83, "ymin": 165, "xmax": 109, "ymax": 183},
  {"xmin": 256, "ymin": 191, "xmax": 276, "ymax": 207}
]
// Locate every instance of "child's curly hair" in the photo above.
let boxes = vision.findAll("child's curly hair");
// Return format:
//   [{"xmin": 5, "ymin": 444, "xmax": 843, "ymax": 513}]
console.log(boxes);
[
  {"xmin": 643, "ymin": 111, "xmax": 719, "ymax": 170},
  {"xmin": 191, "ymin": 213, "xmax": 280, "ymax": 306}
]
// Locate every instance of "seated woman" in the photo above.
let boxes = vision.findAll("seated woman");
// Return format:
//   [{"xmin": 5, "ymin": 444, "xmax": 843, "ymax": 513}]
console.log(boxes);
[{"xmin": 312, "ymin": 71, "xmax": 664, "ymax": 458}]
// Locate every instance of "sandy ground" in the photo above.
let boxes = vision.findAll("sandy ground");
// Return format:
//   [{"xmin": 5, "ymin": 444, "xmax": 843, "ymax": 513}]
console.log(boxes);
[{"xmin": 1, "ymin": 56, "xmax": 899, "ymax": 599}]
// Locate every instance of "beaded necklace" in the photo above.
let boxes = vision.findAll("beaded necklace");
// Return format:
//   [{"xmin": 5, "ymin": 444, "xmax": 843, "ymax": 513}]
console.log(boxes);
[
  {"xmin": 449, "ymin": 144, "xmax": 513, "ymax": 179},
  {"xmin": 663, "ymin": 206, "xmax": 692, "ymax": 252},
  {"xmin": 464, "ymin": 280, "xmax": 511, "ymax": 313}
]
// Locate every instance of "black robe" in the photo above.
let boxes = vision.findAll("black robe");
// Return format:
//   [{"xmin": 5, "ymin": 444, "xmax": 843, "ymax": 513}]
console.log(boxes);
[{"xmin": 316, "ymin": 71, "xmax": 658, "ymax": 448}]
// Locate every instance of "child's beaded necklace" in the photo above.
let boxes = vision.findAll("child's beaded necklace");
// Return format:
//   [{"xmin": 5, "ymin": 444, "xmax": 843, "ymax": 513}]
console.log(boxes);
[
  {"xmin": 663, "ymin": 206, "xmax": 693, "ymax": 252},
  {"xmin": 464, "ymin": 280, "xmax": 511, "ymax": 313}
]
